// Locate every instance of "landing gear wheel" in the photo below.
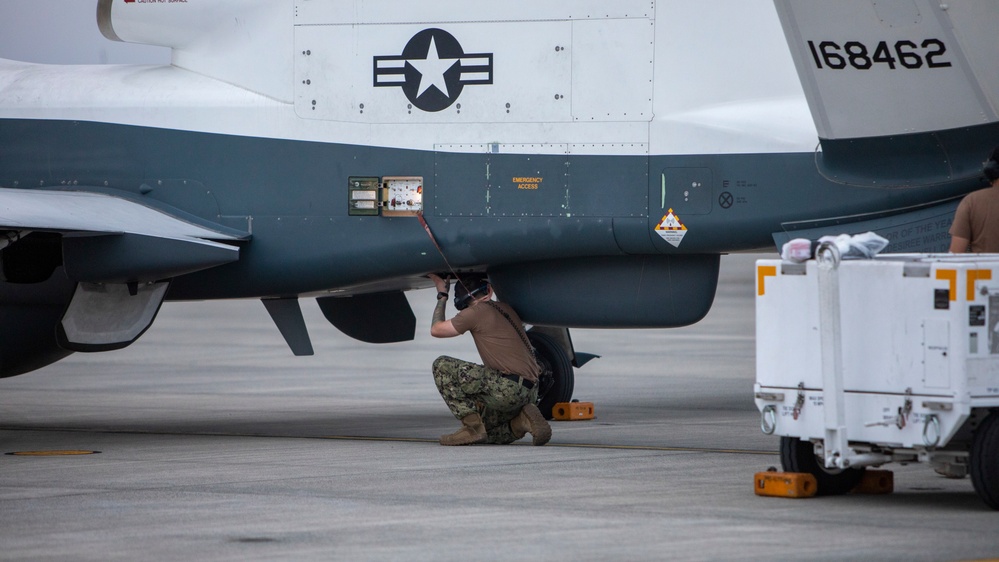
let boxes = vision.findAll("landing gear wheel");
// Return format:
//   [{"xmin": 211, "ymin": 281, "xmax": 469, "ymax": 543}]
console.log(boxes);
[
  {"xmin": 970, "ymin": 411, "xmax": 999, "ymax": 510},
  {"xmin": 528, "ymin": 331, "xmax": 574, "ymax": 420},
  {"xmin": 780, "ymin": 436, "xmax": 865, "ymax": 496}
]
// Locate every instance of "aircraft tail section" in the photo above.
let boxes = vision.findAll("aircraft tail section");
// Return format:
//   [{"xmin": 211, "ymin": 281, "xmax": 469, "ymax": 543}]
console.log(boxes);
[
  {"xmin": 775, "ymin": 0, "xmax": 999, "ymax": 140},
  {"xmin": 774, "ymin": 0, "xmax": 999, "ymax": 186}
]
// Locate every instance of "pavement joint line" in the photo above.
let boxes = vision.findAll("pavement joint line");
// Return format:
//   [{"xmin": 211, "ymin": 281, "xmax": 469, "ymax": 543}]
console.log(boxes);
[
  {"xmin": 320, "ymin": 435, "xmax": 778, "ymax": 455},
  {"xmin": 0, "ymin": 425, "xmax": 778, "ymax": 456}
]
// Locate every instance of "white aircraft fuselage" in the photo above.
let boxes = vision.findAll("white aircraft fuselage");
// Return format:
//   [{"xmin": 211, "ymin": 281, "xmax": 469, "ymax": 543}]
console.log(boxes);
[{"xmin": 0, "ymin": 0, "xmax": 994, "ymax": 383}]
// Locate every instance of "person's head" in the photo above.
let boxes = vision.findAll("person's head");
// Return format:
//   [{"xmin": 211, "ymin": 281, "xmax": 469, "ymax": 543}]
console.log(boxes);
[
  {"xmin": 984, "ymin": 146, "xmax": 999, "ymax": 185},
  {"xmin": 453, "ymin": 273, "xmax": 491, "ymax": 310}
]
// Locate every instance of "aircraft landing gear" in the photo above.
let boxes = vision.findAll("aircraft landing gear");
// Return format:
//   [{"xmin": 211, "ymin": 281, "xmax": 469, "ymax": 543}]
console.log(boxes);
[
  {"xmin": 528, "ymin": 331, "xmax": 574, "ymax": 420},
  {"xmin": 780, "ymin": 436, "xmax": 865, "ymax": 496}
]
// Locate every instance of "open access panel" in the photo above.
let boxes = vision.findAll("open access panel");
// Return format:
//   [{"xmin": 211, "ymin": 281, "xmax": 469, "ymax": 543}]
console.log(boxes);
[{"xmin": 348, "ymin": 176, "xmax": 423, "ymax": 217}]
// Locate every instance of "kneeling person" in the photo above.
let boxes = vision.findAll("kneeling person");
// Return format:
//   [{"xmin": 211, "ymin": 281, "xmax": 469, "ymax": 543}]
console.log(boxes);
[{"xmin": 428, "ymin": 273, "xmax": 551, "ymax": 446}]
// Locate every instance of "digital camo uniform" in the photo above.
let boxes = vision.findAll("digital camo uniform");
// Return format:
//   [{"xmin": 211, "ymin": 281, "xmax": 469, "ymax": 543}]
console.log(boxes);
[
  {"xmin": 428, "ymin": 272, "xmax": 550, "ymax": 446},
  {"xmin": 432, "ymin": 355, "xmax": 538, "ymax": 444}
]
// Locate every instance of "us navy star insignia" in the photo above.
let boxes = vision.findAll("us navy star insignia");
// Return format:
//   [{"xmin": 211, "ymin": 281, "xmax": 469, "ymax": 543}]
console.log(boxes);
[
  {"xmin": 373, "ymin": 28, "xmax": 493, "ymax": 112},
  {"xmin": 410, "ymin": 36, "xmax": 456, "ymax": 99}
]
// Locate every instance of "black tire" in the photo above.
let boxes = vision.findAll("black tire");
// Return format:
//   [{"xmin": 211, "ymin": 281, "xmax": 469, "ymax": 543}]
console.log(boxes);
[
  {"xmin": 780, "ymin": 436, "xmax": 865, "ymax": 496},
  {"xmin": 971, "ymin": 411, "xmax": 999, "ymax": 510},
  {"xmin": 527, "ymin": 331, "xmax": 574, "ymax": 420}
]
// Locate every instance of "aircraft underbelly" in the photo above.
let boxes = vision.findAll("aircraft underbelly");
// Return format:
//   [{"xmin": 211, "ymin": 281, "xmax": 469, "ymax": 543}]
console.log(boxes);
[
  {"xmin": 0, "ymin": 117, "xmax": 987, "ymax": 302},
  {"xmin": 490, "ymin": 255, "xmax": 720, "ymax": 329}
]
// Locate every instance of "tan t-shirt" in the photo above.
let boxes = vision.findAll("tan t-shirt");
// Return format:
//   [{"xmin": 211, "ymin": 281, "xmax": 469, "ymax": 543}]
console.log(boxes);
[
  {"xmin": 950, "ymin": 185, "xmax": 999, "ymax": 252},
  {"xmin": 451, "ymin": 301, "xmax": 541, "ymax": 382}
]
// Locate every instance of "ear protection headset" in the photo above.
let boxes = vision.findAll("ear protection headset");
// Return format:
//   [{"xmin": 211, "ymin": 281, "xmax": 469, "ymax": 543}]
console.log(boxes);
[{"xmin": 453, "ymin": 276, "xmax": 490, "ymax": 311}]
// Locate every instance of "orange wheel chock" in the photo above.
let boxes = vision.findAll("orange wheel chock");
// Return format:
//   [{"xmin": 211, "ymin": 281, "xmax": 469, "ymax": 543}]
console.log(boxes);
[{"xmin": 552, "ymin": 401, "xmax": 594, "ymax": 421}]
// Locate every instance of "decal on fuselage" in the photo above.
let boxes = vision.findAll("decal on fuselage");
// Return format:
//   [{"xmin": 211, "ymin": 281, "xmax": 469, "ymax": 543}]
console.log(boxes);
[
  {"xmin": 806, "ymin": 39, "xmax": 952, "ymax": 71},
  {"xmin": 514, "ymin": 177, "xmax": 542, "ymax": 190},
  {"xmin": 373, "ymin": 28, "xmax": 493, "ymax": 112},
  {"xmin": 655, "ymin": 209, "xmax": 688, "ymax": 248}
]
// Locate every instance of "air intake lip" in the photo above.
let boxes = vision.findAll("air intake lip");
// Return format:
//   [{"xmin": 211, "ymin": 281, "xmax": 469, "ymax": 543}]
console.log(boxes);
[{"xmin": 96, "ymin": 0, "xmax": 122, "ymax": 43}]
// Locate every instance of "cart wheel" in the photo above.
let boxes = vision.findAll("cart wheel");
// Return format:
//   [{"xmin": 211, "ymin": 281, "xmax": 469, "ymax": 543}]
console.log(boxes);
[
  {"xmin": 780, "ymin": 436, "xmax": 865, "ymax": 496},
  {"xmin": 970, "ymin": 411, "xmax": 999, "ymax": 510},
  {"xmin": 527, "ymin": 331, "xmax": 573, "ymax": 420}
]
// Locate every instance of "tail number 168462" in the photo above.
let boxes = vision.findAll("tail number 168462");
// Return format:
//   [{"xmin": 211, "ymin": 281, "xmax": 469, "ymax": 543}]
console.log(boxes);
[{"xmin": 807, "ymin": 39, "xmax": 952, "ymax": 71}]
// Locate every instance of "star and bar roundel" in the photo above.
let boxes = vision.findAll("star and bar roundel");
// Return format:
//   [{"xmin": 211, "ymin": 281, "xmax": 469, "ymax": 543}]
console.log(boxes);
[{"xmin": 373, "ymin": 28, "xmax": 494, "ymax": 112}]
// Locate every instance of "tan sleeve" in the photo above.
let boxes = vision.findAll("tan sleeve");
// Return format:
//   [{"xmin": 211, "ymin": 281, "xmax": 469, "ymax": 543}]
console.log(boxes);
[
  {"xmin": 949, "ymin": 196, "xmax": 972, "ymax": 240},
  {"xmin": 450, "ymin": 307, "xmax": 475, "ymax": 335}
]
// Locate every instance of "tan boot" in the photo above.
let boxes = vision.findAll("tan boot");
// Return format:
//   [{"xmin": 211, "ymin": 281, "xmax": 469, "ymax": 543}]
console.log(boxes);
[
  {"xmin": 510, "ymin": 403, "xmax": 552, "ymax": 446},
  {"xmin": 439, "ymin": 413, "xmax": 487, "ymax": 446}
]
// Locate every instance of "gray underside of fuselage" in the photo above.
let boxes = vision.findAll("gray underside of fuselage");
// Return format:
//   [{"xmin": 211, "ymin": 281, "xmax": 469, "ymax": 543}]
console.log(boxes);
[{"xmin": 0, "ymin": 118, "xmax": 989, "ymax": 300}]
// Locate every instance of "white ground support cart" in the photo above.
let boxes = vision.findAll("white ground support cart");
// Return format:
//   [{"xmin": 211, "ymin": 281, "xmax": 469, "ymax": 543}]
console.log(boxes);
[{"xmin": 754, "ymin": 247, "xmax": 999, "ymax": 508}]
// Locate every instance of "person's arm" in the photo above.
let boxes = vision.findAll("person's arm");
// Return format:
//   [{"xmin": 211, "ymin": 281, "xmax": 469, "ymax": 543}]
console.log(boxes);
[
  {"xmin": 949, "ymin": 197, "xmax": 972, "ymax": 253},
  {"xmin": 949, "ymin": 235, "xmax": 970, "ymax": 253},
  {"xmin": 428, "ymin": 274, "xmax": 460, "ymax": 338}
]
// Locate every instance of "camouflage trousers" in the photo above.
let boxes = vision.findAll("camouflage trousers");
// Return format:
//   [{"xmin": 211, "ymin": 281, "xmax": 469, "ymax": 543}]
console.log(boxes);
[{"xmin": 432, "ymin": 355, "xmax": 537, "ymax": 444}]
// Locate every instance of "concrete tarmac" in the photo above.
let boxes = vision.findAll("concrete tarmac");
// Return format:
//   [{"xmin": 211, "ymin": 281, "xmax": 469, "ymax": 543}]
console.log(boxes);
[{"xmin": 2, "ymin": 254, "xmax": 998, "ymax": 561}]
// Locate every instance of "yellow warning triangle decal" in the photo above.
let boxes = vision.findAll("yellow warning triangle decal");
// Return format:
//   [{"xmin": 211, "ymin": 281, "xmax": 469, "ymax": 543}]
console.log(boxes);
[{"xmin": 655, "ymin": 208, "xmax": 687, "ymax": 231}]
